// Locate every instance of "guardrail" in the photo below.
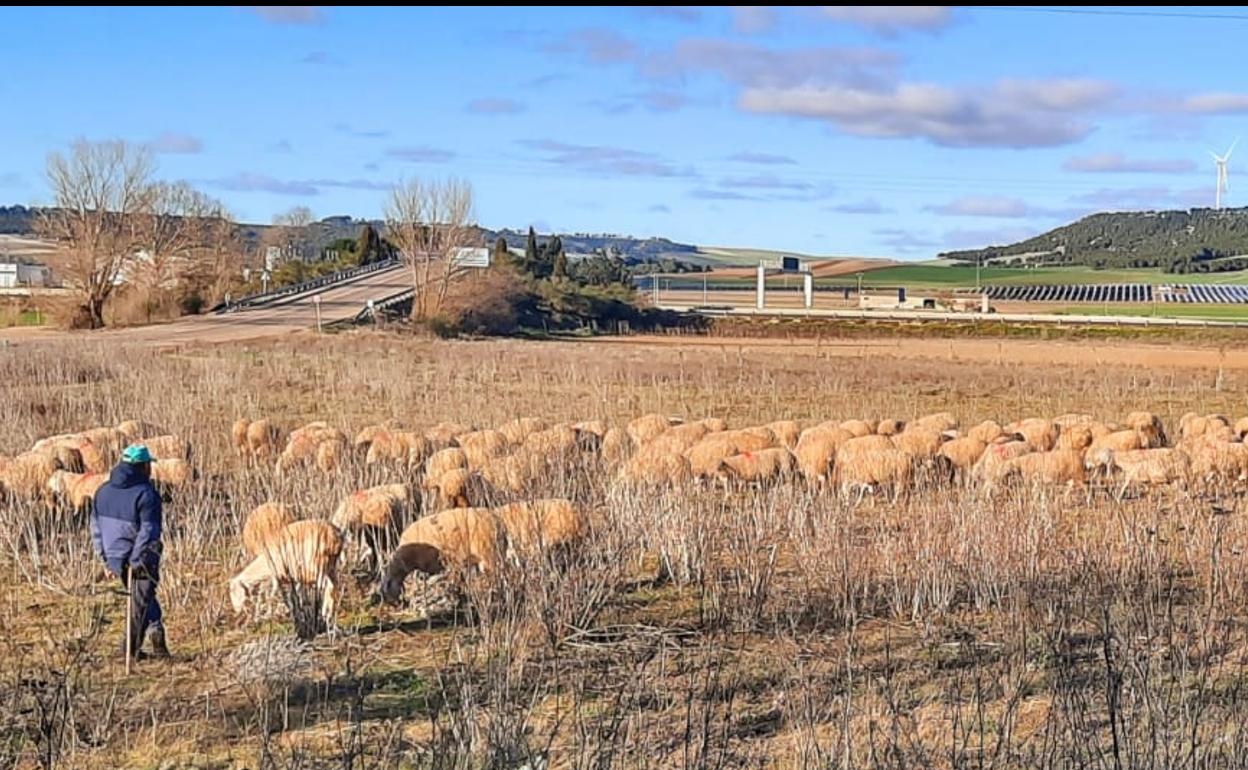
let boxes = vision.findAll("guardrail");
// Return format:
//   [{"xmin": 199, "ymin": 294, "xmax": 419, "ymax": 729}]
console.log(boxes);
[
  {"xmin": 658, "ymin": 303, "xmax": 1248, "ymax": 329},
  {"xmin": 211, "ymin": 258, "xmax": 400, "ymax": 313}
]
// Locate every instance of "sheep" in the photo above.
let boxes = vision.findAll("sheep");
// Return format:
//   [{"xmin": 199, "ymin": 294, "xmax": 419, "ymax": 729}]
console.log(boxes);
[
  {"xmin": 499, "ymin": 417, "xmax": 548, "ymax": 446},
  {"xmin": 967, "ymin": 420, "xmax": 1005, "ymax": 444},
  {"xmin": 423, "ymin": 467, "xmax": 497, "ymax": 510},
  {"xmin": 1124, "ymin": 411, "xmax": 1167, "ymax": 448},
  {"xmin": 600, "ymin": 427, "xmax": 633, "ymax": 467},
  {"xmin": 684, "ymin": 431, "xmax": 775, "ymax": 477},
  {"xmin": 246, "ymin": 419, "xmax": 283, "ymax": 457},
  {"xmin": 1008, "ymin": 418, "xmax": 1058, "ymax": 452},
  {"xmin": 764, "ymin": 420, "xmax": 802, "ymax": 449},
  {"xmin": 424, "ymin": 422, "xmax": 473, "ymax": 448},
  {"xmin": 1235, "ymin": 416, "xmax": 1248, "ymax": 441},
  {"xmin": 794, "ymin": 426, "xmax": 854, "ymax": 485},
  {"xmin": 495, "ymin": 498, "xmax": 586, "ymax": 560},
  {"xmin": 717, "ymin": 447, "xmax": 796, "ymax": 486},
  {"xmin": 627, "ymin": 413, "xmax": 679, "ymax": 446},
  {"xmin": 229, "ymin": 519, "xmax": 344, "ymax": 630},
  {"xmin": 890, "ymin": 428, "xmax": 945, "ymax": 460},
  {"xmin": 1181, "ymin": 414, "xmax": 1232, "ymax": 443},
  {"xmin": 619, "ymin": 449, "xmax": 692, "ymax": 488},
  {"xmin": 833, "ymin": 446, "xmax": 913, "ymax": 499},
  {"xmin": 1088, "ymin": 448, "xmax": 1190, "ymax": 492},
  {"xmin": 572, "ymin": 419, "xmax": 607, "ymax": 438},
  {"xmin": 46, "ymin": 470, "xmax": 107, "ymax": 513},
  {"xmin": 521, "ymin": 424, "xmax": 581, "ymax": 457},
  {"xmin": 1, "ymin": 452, "xmax": 62, "ymax": 502},
  {"xmin": 645, "ymin": 422, "xmax": 716, "ymax": 455},
  {"xmin": 366, "ymin": 431, "xmax": 433, "ymax": 467},
  {"xmin": 838, "ymin": 419, "xmax": 877, "ymax": 438},
  {"xmin": 30, "ymin": 440, "xmax": 85, "ymax": 474},
  {"xmin": 876, "ymin": 418, "xmax": 906, "ymax": 436},
  {"xmin": 698, "ymin": 417, "xmax": 729, "ymax": 433},
  {"xmin": 910, "ymin": 412, "xmax": 958, "ymax": 434},
  {"xmin": 972, "ymin": 440, "xmax": 1033, "ymax": 484},
  {"xmin": 332, "ymin": 483, "xmax": 414, "ymax": 571},
  {"xmin": 117, "ymin": 420, "xmax": 164, "ymax": 442},
  {"xmin": 1186, "ymin": 440, "xmax": 1248, "ymax": 484},
  {"xmin": 1053, "ymin": 413, "xmax": 1096, "ymax": 429},
  {"xmin": 480, "ymin": 450, "xmax": 547, "ymax": 494},
  {"xmin": 379, "ymin": 507, "xmax": 503, "ymax": 604},
  {"xmin": 1056, "ymin": 423, "xmax": 1095, "ymax": 452},
  {"xmin": 231, "ymin": 419, "xmax": 251, "ymax": 457},
  {"xmin": 425, "ymin": 447, "xmax": 470, "ymax": 480},
  {"xmin": 840, "ymin": 434, "xmax": 894, "ymax": 454},
  {"xmin": 1000, "ymin": 449, "xmax": 1087, "ymax": 487},
  {"xmin": 140, "ymin": 435, "xmax": 191, "ymax": 462},
  {"xmin": 353, "ymin": 421, "xmax": 402, "ymax": 452},
  {"xmin": 455, "ymin": 429, "xmax": 510, "ymax": 468},
  {"xmin": 1089, "ymin": 430, "xmax": 1147, "ymax": 454},
  {"xmin": 241, "ymin": 502, "xmax": 298, "ymax": 557},
  {"xmin": 150, "ymin": 458, "xmax": 193, "ymax": 488},
  {"xmin": 315, "ymin": 439, "xmax": 346, "ymax": 473},
  {"xmin": 938, "ymin": 437, "xmax": 987, "ymax": 479}
]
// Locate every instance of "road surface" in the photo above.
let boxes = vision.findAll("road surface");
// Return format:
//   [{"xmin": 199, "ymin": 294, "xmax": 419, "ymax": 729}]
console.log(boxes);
[{"xmin": 1, "ymin": 263, "xmax": 409, "ymax": 346}]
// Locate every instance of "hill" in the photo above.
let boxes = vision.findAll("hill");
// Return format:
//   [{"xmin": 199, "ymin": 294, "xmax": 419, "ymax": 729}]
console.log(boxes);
[{"xmin": 941, "ymin": 207, "xmax": 1248, "ymax": 274}]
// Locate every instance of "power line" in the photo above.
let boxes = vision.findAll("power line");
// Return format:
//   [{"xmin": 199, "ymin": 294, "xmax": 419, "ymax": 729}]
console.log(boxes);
[{"xmin": 965, "ymin": 6, "xmax": 1248, "ymax": 21}]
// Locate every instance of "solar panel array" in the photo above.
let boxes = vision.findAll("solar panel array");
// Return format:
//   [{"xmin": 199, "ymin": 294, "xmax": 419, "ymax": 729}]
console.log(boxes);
[
  {"xmin": 1155, "ymin": 284, "xmax": 1248, "ymax": 303},
  {"xmin": 984, "ymin": 284, "xmax": 1154, "ymax": 303}
]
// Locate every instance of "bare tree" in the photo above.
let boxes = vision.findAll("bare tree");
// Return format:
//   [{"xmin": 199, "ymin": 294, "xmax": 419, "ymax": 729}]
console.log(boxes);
[
  {"xmin": 269, "ymin": 206, "xmax": 316, "ymax": 264},
  {"xmin": 37, "ymin": 140, "xmax": 154, "ymax": 329},
  {"xmin": 129, "ymin": 182, "xmax": 230, "ymax": 319},
  {"xmin": 383, "ymin": 178, "xmax": 478, "ymax": 321}
]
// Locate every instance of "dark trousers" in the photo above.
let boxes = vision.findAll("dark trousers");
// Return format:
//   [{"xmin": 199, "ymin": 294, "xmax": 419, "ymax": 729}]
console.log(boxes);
[{"xmin": 113, "ymin": 566, "xmax": 163, "ymax": 655}]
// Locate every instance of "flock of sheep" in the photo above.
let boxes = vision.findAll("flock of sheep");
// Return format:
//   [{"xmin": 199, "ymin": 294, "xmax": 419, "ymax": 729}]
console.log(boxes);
[{"xmin": 4, "ymin": 408, "xmax": 1248, "ymax": 636}]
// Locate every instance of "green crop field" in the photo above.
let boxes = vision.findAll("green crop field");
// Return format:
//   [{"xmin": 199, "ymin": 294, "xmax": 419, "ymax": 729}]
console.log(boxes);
[
  {"xmin": 1051, "ymin": 303, "xmax": 1248, "ymax": 321},
  {"xmin": 855, "ymin": 264, "xmax": 1248, "ymax": 288}
]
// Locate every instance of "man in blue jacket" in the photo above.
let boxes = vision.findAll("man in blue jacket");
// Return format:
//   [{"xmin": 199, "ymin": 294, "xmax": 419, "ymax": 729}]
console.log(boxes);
[{"xmin": 91, "ymin": 445, "xmax": 170, "ymax": 661}]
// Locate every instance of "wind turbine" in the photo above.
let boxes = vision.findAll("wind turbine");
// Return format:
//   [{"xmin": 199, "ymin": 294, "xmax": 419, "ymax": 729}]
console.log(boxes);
[{"xmin": 1211, "ymin": 139, "xmax": 1238, "ymax": 209}]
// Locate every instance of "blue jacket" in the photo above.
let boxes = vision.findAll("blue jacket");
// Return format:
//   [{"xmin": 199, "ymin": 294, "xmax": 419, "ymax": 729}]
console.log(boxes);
[{"xmin": 90, "ymin": 463, "xmax": 163, "ymax": 578}]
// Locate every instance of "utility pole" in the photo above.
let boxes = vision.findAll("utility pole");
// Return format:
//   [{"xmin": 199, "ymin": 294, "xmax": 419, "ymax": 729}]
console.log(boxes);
[
  {"xmin": 703, "ymin": 272, "xmax": 708, "ymax": 305},
  {"xmin": 314, "ymin": 294, "xmax": 323, "ymax": 333}
]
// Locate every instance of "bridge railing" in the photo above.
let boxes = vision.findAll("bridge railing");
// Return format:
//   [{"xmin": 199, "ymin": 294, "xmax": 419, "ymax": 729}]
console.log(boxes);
[{"xmin": 210, "ymin": 257, "xmax": 401, "ymax": 313}]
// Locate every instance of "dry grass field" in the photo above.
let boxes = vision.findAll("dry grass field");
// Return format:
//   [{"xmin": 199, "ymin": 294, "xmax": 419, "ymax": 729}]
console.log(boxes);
[{"xmin": 4, "ymin": 331, "xmax": 1248, "ymax": 769}]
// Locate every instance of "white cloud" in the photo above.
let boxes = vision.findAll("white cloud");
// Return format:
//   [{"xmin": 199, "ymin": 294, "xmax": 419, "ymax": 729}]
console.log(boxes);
[
  {"xmin": 1063, "ymin": 153, "xmax": 1196, "ymax": 174},
  {"xmin": 818, "ymin": 6, "xmax": 952, "ymax": 35},
  {"xmin": 148, "ymin": 132, "xmax": 203, "ymax": 154},
  {"xmin": 926, "ymin": 196, "xmax": 1034, "ymax": 218}
]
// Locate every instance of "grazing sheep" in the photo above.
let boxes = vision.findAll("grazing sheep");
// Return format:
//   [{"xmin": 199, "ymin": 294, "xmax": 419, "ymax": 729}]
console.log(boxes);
[
  {"xmin": 495, "ymin": 498, "xmax": 586, "ymax": 559},
  {"xmin": 1235, "ymin": 416, "xmax": 1248, "ymax": 441},
  {"xmin": 833, "ymin": 446, "xmax": 913, "ymax": 498},
  {"xmin": 353, "ymin": 421, "xmax": 401, "ymax": 452},
  {"xmin": 499, "ymin": 417, "xmax": 548, "ymax": 446},
  {"xmin": 46, "ymin": 470, "xmax": 107, "ymax": 513},
  {"xmin": 117, "ymin": 420, "xmax": 163, "ymax": 442},
  {"xmin": 1186, "ymin": 440, "xmax": 1248, "ymax": 484},
  {"xmin": 838, "ymin": 419, "xmax": 877, "ymax": 438},
  {"xmin": 910, "ymin": 412, "xmax": 958, "ymax": 434},
  {"xmin": 332, "ymin": 483, "xmax": 414, "ymax": 571},
  {"xmin": 698, "ymin": 417, "xmax": 729, "ymax": 433},
  {"xmin": 379, "ymin": 507, "xmax": 503, "ymax": 603},
  {"xmin": 646, "ymin": 422, "xmax": 715, "ymax": 455},
  {"xmin": 794, "ymin": 426, "xmax": 854, "ymax": 485},
  {"xmin": 522, "ymin": 424, "xmax": 581, "ymax": 457},
  {"xmin": 600, "ymin": 427, "xmax": 633, "ymax": 467},
  {"xmin": 241, "ymin": 502, "xmax": 298, "ymax": 557},
  {"xmin": 972, "ymin": 440, "xmax": 1034, "ymax": 483},
  {"xmin": 938, "ymin": 437, "xmax": 988, "ymax": 478},
  {"xmin": 876, "ymin": 418, "xmax": 906, "ymax": 436},
  {"xmin": 1089, "ymin": 430, "xmax": 1147, "ymax": 454},
  {"xmin": 967, "ymin": 420, "xmax": 1005, "ymax": 444},
  {"xmin": 1089, "ymin": 448, "xmax": 1190, "ymax": 489},
  {"xmin": 619, "ymin": 449, "xmax": 692, "ymax": 487},
  {"xmin": 1000, "ymin": 449, "xmax": 1087, "ymax": 486},
  {"xmin": 627, "ymin": 413, "xmax": 679, "ymax": 446},
  {"xmin": 456, "ymin": 429, "xmax": 510, "ymax": 468},
  {"xmin": 840, "ymin": 434, "xmax": 894, "ymax": 454},
  {"xmin": 684, "ymin": 431, "xmax": 775, "ymax": 477},
  {"xmin": 246, "ymin": 419, "xmax": 283, "ymax": 457},
  {"xmin": 890, "ymin": 428, "xmax": 945, "ymax": 460},
  {"xmin": 366, "ymin": 431, "xmax": 433, "ymax": 467},
  {"xmin": 572, "ymin": 419, "xmax": 608, "ymax": 438},
  {"xmin": 764, "ymin": 420, "xmax": 802, "ymax": 449},
  {"xmin": 424, "ymin": 467, "xmax": 496, "ymax": 510},
  {"xmin": 717, "ymin": 447, "xmax": 796, "ymax": 486},
  {"xmin": 1181, "ymin": 414, "xmax": 1232, "ymax": 443},
  {"xmin": 231, "ymin": 419, "xmax": 251, "ymax": 457},
  {"xmin": 1008, "ymin": 418, "xmax": 1059, "ymax": 452},
  {"xmin": 424, "ymin": 422, "xmax": 473, "ymax": 448},
  {"xmin": 1125, "ymin": 411, "xmax": 1167, "ymax": 448},
  {"xmin": 315, "ymin": 439, "xmax": 346, "ymax": 473},
  {"xmin": 425, "ymin": 447, "xmax": 470, "ymax": 479},
  {"xmin": 229, "ymin": 520, "xmax": 344, "ymax": 629},
  {"xmin": 480, "ymin": 450, "xmax": 547, "ymax": 494},
  {"xmin": 141, "ymin": 435, "xmax": 191, "ymax": 462},
  {"xmin": 1, "ymin": 452, "xmax": 62, "ymax": 502},
  {"xmin": 150, "ymin": 458, "xmax": 193, "ymax": 488},
  {"xmin": 1056, "ymin": 424, "xmax": 1095, "ymax": 452}
]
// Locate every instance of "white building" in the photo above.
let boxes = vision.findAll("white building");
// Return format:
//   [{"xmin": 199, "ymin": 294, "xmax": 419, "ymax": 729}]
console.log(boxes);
[{"xmin": 0, "ymin": 262, "xmax": 53, "ymax": 288}]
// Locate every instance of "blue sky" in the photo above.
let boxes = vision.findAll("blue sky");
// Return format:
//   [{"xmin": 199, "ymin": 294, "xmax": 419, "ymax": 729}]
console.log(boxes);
[{"xmin": 2, "ymin": 6, "xmax": 1246, "ymax": 258}]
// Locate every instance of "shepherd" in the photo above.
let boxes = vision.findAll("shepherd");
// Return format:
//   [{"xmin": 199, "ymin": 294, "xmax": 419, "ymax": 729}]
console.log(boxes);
[{"xmin": 90, "ymin": 444, "xmax": 171, "ymax": 662}]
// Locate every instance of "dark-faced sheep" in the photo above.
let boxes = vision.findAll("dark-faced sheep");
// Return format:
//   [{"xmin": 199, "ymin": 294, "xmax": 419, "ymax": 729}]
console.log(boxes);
[{"xmin": 379, "ymin": 507, "xmax": 502, "ymax": 604}]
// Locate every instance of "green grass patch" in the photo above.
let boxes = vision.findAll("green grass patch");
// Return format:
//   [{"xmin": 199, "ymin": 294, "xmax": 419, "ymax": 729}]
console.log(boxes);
[{"xmin": 1049, "ymin": 303, "xmax": 1248, "ymax": 321}]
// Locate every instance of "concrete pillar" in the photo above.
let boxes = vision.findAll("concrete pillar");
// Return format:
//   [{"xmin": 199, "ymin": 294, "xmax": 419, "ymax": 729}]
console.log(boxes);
[
  {"xmin": 803, "ymin": 272, "xmax": 813, "ymax": 309},
  {"xmin": 756, "ymin": 264, "xmax": 766, "ymax": 309},
  {"xmin": 981, "ymin": 293, "xmax": 989, "ymax": 313}
]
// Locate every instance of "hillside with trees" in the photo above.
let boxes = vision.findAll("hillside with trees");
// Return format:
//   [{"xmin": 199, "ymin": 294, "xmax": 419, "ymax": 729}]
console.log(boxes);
[{"xmin": 941, "ymin": 207, "xmax": 1248, "ymax": 273}]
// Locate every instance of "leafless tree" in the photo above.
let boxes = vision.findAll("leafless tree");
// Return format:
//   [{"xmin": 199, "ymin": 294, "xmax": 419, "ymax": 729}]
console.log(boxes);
[
  {"xmin": 268, "ymin": 206, "xmax": 317, "ymax": 264},
  {"xmin": 130, "ymin": 182, "xmax": 230, "ymax": 319},
  {"xmin": 37, "ymin": 140, "xmax": 154, "ymax": 329},
  {"xmin": 384, "ymin": 178, "xmax": 479, "ymax": 321}
]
